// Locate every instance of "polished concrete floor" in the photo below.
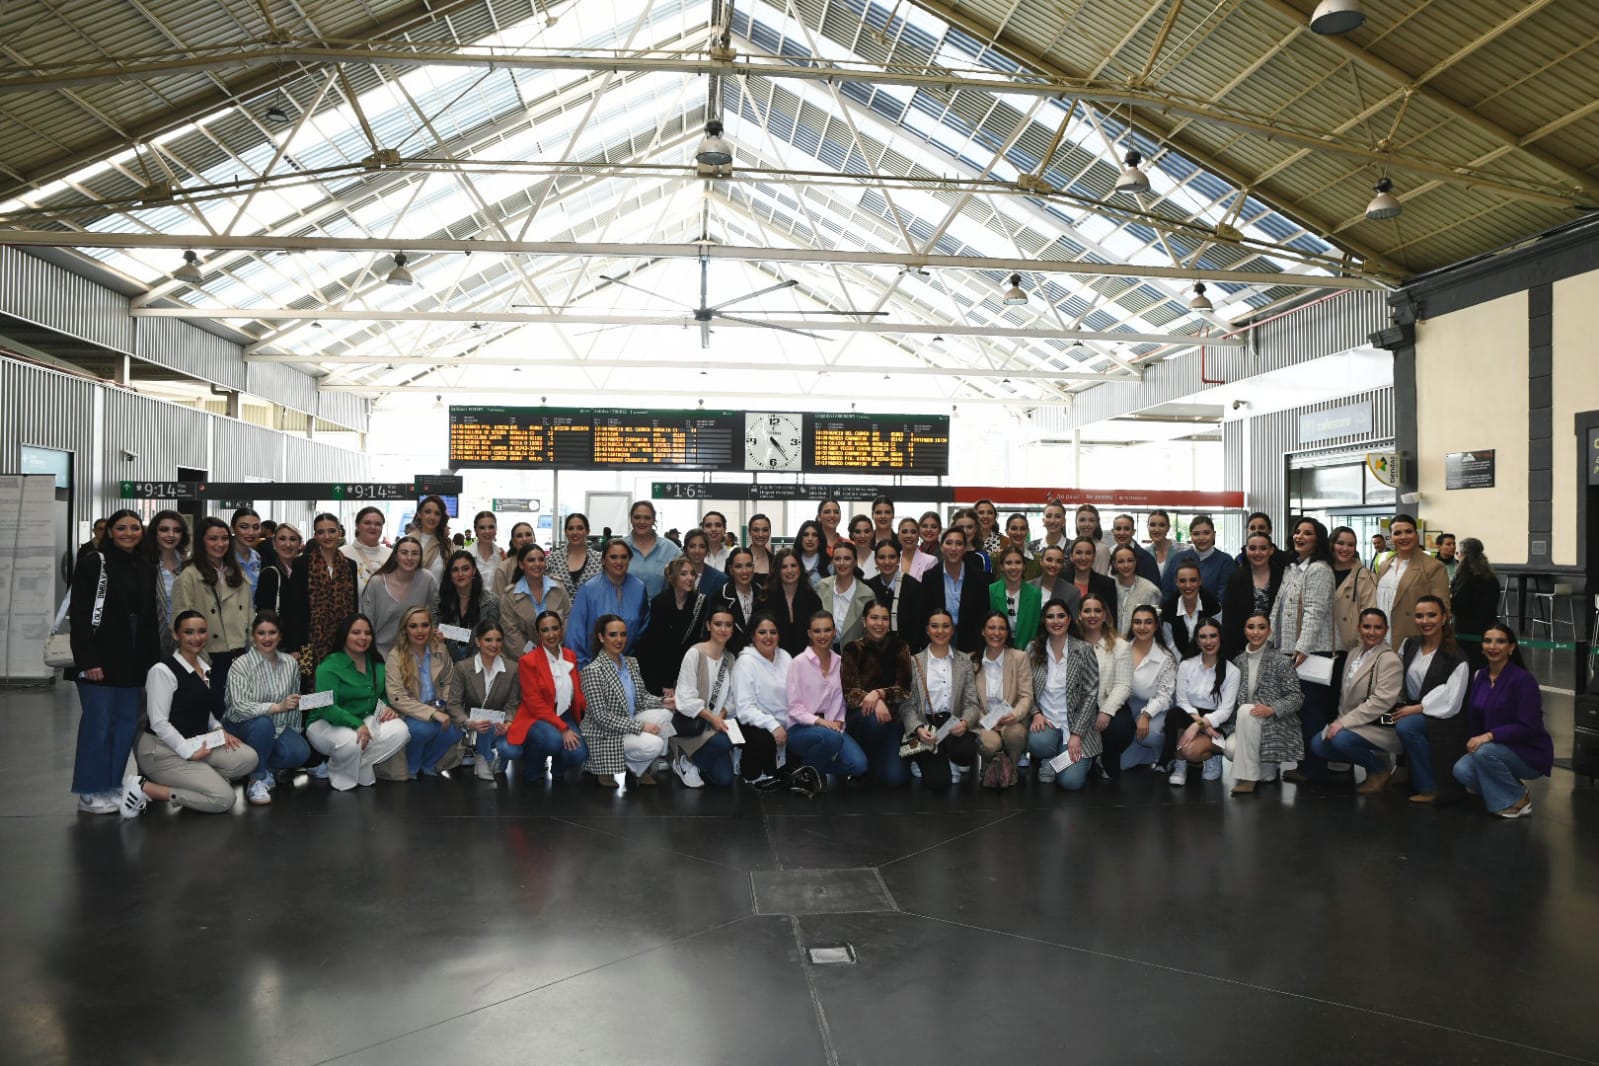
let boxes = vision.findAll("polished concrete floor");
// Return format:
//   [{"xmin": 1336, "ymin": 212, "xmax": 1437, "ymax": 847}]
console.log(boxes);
[{"xmin": 3, "ymin": 681, "xmax": 1598, "ymax": 1065}]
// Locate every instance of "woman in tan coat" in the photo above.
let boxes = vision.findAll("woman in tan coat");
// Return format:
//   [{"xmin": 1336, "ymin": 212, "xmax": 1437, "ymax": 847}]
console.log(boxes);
[
  {"xmin": 384, "ymin": 605, "xmax": 462, "ymax": 778},
  {"xmin": 500, "ymin": 542, "xmax": 572, "ymax": 655},
  {"xmin": 1375, "ymin": 515, "xmax": 1450, "ymax": 648},
  {"xmin": 971, "ymin": 611, "xmax": 1034, "ymax": 787},
  {"xmin": 1311, "ymin": 607, "xmax": 1405, "ymax": 794},
  {"xmin": 171, "ymin": 516, "xmax": 254, "ymax": 718},
  {"xmin": 1329, "ymin": 525, "xmax": 1378, "ymax": 653}
]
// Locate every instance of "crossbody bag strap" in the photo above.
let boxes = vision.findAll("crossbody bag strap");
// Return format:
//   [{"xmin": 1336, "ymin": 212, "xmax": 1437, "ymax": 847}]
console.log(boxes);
[{"xmin": 91, "ymin": 551, "xmax": 108, "ymax": 630}]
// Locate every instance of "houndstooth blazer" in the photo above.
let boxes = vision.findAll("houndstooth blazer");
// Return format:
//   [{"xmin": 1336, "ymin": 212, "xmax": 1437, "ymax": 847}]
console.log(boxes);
[{"xmin": 578, "ymin": 654, "xmax": 665, "ymax": 775}]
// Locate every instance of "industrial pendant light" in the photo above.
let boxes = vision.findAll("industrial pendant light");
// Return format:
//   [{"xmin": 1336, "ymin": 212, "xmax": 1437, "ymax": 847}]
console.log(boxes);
[
  {"xmin": 1365, "ymin": 177, "xmax": 1402, "ymax": 221},
  {"xmin": 1310, "ymin": 0, "xmax": 1365, "ymax": 35},
  {"xmin": 695, "ymin": 120, "xmax": 733, "ymax": 166},
  {"xmin": 1002, "ymin": 273, "xmax": 1028, "ymax": 306},
  {"xmin": 173, "ymin": 250, "xmax": 203, "ymax": 284},
  {"xmin": 1188, "ymin": 283, "xmax": 1213, "ymax": 312},
  {"xmin": 1114, "ymin": 149, "xmax": 1151, "ymax": 196},
  {"xmin": 386, "ymin": 253, "xmax": 414, "ymax": 286}
]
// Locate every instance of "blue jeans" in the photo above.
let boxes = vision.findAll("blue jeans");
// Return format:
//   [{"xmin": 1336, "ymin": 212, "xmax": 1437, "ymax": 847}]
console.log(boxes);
[
  {"xmin": 224, "ymin": 717, "xmax": 311, "ymax": 781},
  {"xmin": 1120, "ymin": 720, "xmax": 1166, "ymax": 770},
  {"xmin": 72, "ymin": 682, "xmax": 142, "ymax": 795},
  {"xmin": 1453, "ymin": 743, "xmax": 1537, "ymax": 813},
  {"xmin": 688, "ymin": 731, "xmax": 737, "ymax": 788},
  {"xmin": 1309, "ymin": 727, "xmax": 1389, "ymax": 774},
  {"xmin": 846, "ymin": 709, "xmax": 909, "ymax": 786},
  {"xmin": 1394, "ymin": 713, "xmax": 1436, "ymax": 794},
  {"xmin": 208, "ymin": 649, "xmax": 239, "ymax": 720},
  {"xmin": 1296, "ymin": 677, "xmax": 1335, "ymax": 778},
  {"xmin": 518, "ymin": 716, "xmax": 589, "ymax": 779},
  {"xmin": 787, "ymin": 724, "xmax": 868, "ymax": 778},
  {"xmin": 404, "ymin": 717, "xmax": 462, "ymax": 777},
  {"xmin": 1026, "ymin": 725, "xmax": 1093, "ymax": 791}
]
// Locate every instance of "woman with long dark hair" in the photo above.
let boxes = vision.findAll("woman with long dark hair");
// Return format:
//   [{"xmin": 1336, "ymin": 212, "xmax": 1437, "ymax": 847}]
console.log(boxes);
[
  {"xmin": 501, "ymin": 541, "xmax": 569, "ymax": 655},
  {"xmin": 1114, "ymin": 604, "xmax": 1177, "ymax": 773},
  {"xmin": 224, "ymin": 610, "xmax": 311, "ymax": 805},
  {"xmin": 406, "ymin": 495, "xmax": 452, "ymax": 584},
  {"xmin": 793, "ymin": 519, "xmax": 831, "ymax": 590},
  {"xmin": 69, "ymin": 509, "xmax": 160, "ymax": 814},
  {"xmin": 1220, "ymin": 531, "xmax": 1282, "ymax": 660},
  {"xmin": 511, "ymin": 611, "xmax": 588, "ymax": 783},
  {"xmin": 361, "ymin": 535, "xmax": 438, "ymax": 657},
  {"xmin": 1390, "ymin": 594, "xmax": 1470, "ymax": 804},
  {"xmin": 556, "ymin": 512, "xmax": 603, "ymax": 600},
  {"xmin": 1168, "ymin": 617, "xmax": 1237, "ymax": 786},
  {"xmin": 437, "ymin": 549, "xmax": 500, "ymax": 662},
  {"xmin": 762, "ymin": 547, "xmax": 822, "ymax": 657},
  {"xmin": 1451, "ymin": 624, "xmax": 1552, "ymax": 818},
  {"xmin": 172, "ymin": 516, "xmax": 252, "ymax": 718},
  {"xmin": 1273, "ymin": 517, "xmax": 1336, "ymax": 781},
  {"xmin": 450, "ymin": 619, "xmax": 522, "ymax": 781},
  {"xmin": 1449, "ymin": 537, "xmax": 1500, "ymax": 668},
  {"xmin": 307, "ymin": 613, "xmax": 409, "ymax": 791},
  {"xmin": 1024, "ymin": 599, "xmax": 1100, "ymax": 791},
  {"xmin": 140, "ymin": 509, "xmax": 188, "ymax": 658},
  {"xmin": 282, "ymin": 512, "xmax": 359, "ymax": 678}
]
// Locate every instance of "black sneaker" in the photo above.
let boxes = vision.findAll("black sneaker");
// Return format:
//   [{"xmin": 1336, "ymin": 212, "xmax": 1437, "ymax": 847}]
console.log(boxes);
[{"xmin": 788, "ymin": 764, "xmax": 825, "ymax": 797}]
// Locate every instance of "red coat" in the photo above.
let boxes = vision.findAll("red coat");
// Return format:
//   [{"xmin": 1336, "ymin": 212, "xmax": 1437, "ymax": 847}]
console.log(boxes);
[{"xmin": 512, "ymin": 645, "xmax": 586, "ymax": 745}]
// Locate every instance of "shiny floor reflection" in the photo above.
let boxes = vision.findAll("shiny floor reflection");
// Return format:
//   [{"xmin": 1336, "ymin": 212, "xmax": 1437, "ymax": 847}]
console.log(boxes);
[{"xmin": 3, "ymin": 684, "xmax": 1597, "ymax": 1065}]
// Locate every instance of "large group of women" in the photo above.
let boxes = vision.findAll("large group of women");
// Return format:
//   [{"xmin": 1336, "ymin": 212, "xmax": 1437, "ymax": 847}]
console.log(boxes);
[{"xmin": 67, "ymin": 495, "xmax": 1551, "ymax": 821}]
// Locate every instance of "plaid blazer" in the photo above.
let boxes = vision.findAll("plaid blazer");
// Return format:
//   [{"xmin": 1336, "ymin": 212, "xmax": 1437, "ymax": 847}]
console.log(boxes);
[
  {"xmin": 1029, "ymin": 636, "xmax": 1102, "ymax": 757},
  {"xmin": 1231, "ymin": 650, "xmax": 1306, "ymax": 764},
  {"xmin": 578, "ymin": 654, "xmax": 664, "ymax": 775}
]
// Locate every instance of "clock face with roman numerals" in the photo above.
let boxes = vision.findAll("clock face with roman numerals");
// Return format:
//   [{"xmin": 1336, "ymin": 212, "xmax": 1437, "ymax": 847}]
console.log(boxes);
[{"xmin": 744, "ymin": 412, "xmax": 804, "ymax": 472}]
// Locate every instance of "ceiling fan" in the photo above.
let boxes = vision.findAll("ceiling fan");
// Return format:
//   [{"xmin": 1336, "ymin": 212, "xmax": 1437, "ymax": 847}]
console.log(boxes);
[{"xmin": 518, "ymin": 248, "xmax": 886, "ymax": 348}]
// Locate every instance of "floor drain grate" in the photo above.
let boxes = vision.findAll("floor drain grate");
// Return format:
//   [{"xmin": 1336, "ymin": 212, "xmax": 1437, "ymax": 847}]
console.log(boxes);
[{"xmin": 806, "ymin": 944, "xmax": 857, "ymax": 965}]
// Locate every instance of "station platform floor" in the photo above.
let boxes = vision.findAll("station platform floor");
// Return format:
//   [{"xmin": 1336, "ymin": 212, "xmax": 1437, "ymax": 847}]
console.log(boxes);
[{"xmin": 2, "ymin": 681, "xmax": 1596, "ymax": 1065}]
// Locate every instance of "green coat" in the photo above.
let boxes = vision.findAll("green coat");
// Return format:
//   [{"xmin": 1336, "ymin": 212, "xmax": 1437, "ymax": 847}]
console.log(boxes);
[
  {"xmin": 312, "ymin": 651, "xmax": 386, "ymax": 730},
  {"xmin": 989, "ymin": 580, "xmax": 1042, "ymax": 649}
]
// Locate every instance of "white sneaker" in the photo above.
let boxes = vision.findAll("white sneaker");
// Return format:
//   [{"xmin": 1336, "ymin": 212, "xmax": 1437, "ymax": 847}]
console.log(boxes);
[
  {"xmin": 308, "ymin": 762, "xmax": 330, "ymax": 780},
  {"xmin": 77, "ymin": 793, "xmax": 119, "ymax": 815},
  {"xmin": 673, "ymin": 753, "xmax": 705, "ymax": 788},
  {"xmin": 475, "ymin": 752, "xmax": 496, "ymax": 780},
  {"xmin": 1167, "ymin": 761, "xmax": 1188, "ymax": 786},
  {"xmin": 246, "ymin": 779, "xmax": 272, "ymax": 806},
  {"xmin": 1038, "ymin": 760, "xmax": 1057, "ymax": 783},
  {"xmin": 119, "ymin": 774, "xmax": 148, "ymax": 819},
  {"xmin": 1203, "ymin": 754, "xmax": 1223, "ymax": 781}
]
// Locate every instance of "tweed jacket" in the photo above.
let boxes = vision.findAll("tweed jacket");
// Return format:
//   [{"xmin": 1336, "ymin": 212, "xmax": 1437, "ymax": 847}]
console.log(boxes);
[
  {"xmin": 1272, "ymin": 558, "xmax": 1335, "ymax": 657},
  {"xmin": 554, "ymin": 544, "xmax": 605, "ymax": 601},
  {"xmin": 1029, "ymin": 636, "xmax": 1103, "ymax": 757},
  {"xmin": 1336, "ymin": 644, "xmax": 1404, "ymax": 753},
  {"xmin": 447, "ymin": 653, "xmax": 522, "ymax": 727},
  {"xmin": 899, "ymin": 647, "xmax": 981, "ymax": 737},
  {"xmin": 1229, "ymin": 649, "xmax": 1305, "ymax": 763},
  {"xmin": 579, "ymin": 654, "xmax": 666, "ymax": 775},
  {"xmin": 1330, "ymin": 565, "xmax": 1378, "ymax": 652}
]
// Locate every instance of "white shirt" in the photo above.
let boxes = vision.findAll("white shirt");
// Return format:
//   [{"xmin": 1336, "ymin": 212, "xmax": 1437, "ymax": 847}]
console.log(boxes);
[
  {"xmin": 145, "ymin": 653, "xmax": 219, "ymax": 759},
  {"xmin": 830, "ymin": 580, "xmax": 853, "ymax": 645},
  {"xmin": 341, "ymin": 540, "xmax": 390, "ymax": 592},
  {"xmin": 473, "ymin": 652, "xmax": 505, "ymax": 695},
  {"xmin": 981, "ymin": 652, "xmax": 1006, "ymax": 708},
  {"xmin": 734, "ymin": 645, "xmax": 792, "ymax": 733},
  {"xmin": 1038, "ymin": 640, "xmax": 1072, "ymax": 727},
  {"xmin": 1406, "ymin": 647, "xmax": 1468, "ymax": 719},
  {"xmin": 925, "ymin": 650, "xmax": 954, "ymax": 716},
  {"xmin": 1175, "ymin": 656, "xmax": 1240, "ymax": 729},
  {"xmin": 545, "ymin": 647, "xmax": 574, "ymax": 716},
  {"xmin": 1128, "ymin": 644, "xmax": 1176, "ymax": 724},
  {"xmin": 1376, "ymin": 557, "xmax": 1409, "ymax": 638},
  {"xmin": 734, "ymin": 585, "xmax": 756, "ymax": 624},
  {"xmin": 857, "ymin": 553, "xmax": 879, "ymax": 580},
  {"xmin": 705, "ymin": 546, "xmax": 730, "ymax": 572}
]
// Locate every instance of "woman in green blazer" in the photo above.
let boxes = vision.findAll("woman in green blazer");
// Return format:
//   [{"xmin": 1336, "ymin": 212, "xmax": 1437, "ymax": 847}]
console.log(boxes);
[
  {"xmin": 307, "ymin": 613, "xmax": 409, "ymax": 791},
  {"xmin": 990, "ymin": 546, "xmax": 1042, "ymax": 649}
]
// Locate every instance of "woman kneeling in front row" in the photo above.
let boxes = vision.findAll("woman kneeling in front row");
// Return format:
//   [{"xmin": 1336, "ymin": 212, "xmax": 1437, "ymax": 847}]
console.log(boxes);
[
  {"xmin": 450, "ymin": 620, "xmax": 522, "ymax": 781},
  {"xmin": 386, "ymin": 605, "xmax": 464, "ymax": 778},
  {"xmin": 580, "ymin": 614, "xmax": 676, "ymax": 787},
  {"xmin": 122, "ymin": 610, "xmax": 259, "ymax": 818},
  {"xmin": 900, "ymin": 608, "xmax": 980, "ymax": 788},
  {"xmin": 670, "ymin": 605, "xmax": 742, "ymax": 788},
  {"xmin": 308, "ymin": 613, "xmax": 410, "ymax": 791},
  {"xmin": 1176, "ymin": 613, "xmax": 1303, "ymax": 795},
  {"xmin": 1025, "ymin": 600, "xmax": 1100, "ymax": 791},
  {"xmin": 223, "ymin": 610, "xmax": 311, "ymax": 806},
  {"xmin": 510, "ymin": 611, "xmax": 588, "ymax": 783},
  {"xmin": 1451, "ymin": 624, "xmax": 1552, "ymax": 819},
  {"xmin": 1309, "ymin": 608, "xmax": 1404, "ymax": 794}
]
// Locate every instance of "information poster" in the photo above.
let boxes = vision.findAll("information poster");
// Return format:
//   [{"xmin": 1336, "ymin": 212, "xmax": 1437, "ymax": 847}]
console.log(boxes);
[{"xmin": 1444, "ymin": 450, "xmax": 1495, "ymax": 490}]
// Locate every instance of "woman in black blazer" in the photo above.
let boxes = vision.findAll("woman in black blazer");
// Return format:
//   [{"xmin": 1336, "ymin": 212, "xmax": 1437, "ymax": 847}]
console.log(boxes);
[
  {"xmin": 762, "ymin": 548, "xmax": 822, "ymax": 656},
  {"xmin": 1219, "ymin": 532, "xmax": 1283, "ymax": 660},
  {"xmin": 713, "ymin": 546, "xmax": 761, "ymax": 655},
  {"xmin": 1066, "ymin": 536, "xmax": 1117, "ymax": 612}
]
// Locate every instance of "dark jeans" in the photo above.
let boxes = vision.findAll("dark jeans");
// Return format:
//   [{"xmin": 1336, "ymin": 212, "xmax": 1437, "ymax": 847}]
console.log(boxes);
[
  {"xmin": 1100, "ymin": 706, "xmax": 1136, "ymax": 781},
  {"xmin": 737, "ymin": 726, "xmax": 780, "ymax": 781},
  {"xmin": 689, "ymin": 731, "xmax": 737, "ymax": 788},
  {"xmin": 208, "ymin": 649, "xmax": 239, "ymax": 720},
  {"xmin": 72, "ymin": 682, "xmax": 141, "ymax": 795},
  {"xmin": 519, "ymin": 715, "xmax": 589, "ymax": 780},
  {"xmin": 847, "ymin": 709, "xmax": 909, "ymax": 787},
  {"xmin": 910, "ymin": 730, "xmax": 978, "ymax": 789},
  {"xmin": 1297, "ymin": 675, "xmax": 1336, "ymax": 779},
  {"xmin": 787, "ymin": 724, "xmax": 868, "ymax": 778}
]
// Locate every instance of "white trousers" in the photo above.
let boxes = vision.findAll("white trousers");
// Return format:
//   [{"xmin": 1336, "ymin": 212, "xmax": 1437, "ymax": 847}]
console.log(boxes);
[
  {"xmin": 307, "ymin": 718, "xmax": 410, "ymax": 791},
  {"xmin": 1220, "ymin": 708, "xmax": 1271, "ymax": 782},
  {"xmin": 623, "ymin": 708, "xmax": 675, "ymax": 775}
]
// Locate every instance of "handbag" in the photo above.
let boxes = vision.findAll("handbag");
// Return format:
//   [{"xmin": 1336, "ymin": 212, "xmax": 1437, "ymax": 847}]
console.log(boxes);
[
  {"xmin": 44, "ymin": 553, "xmax": 106, "ymax": 669},
  {"xmin": 897, "ymin": 657, "xmax": 940, "ymax": 758},
  {"xmin": 981, "ymin": 749, "xmax": 1017, "ymax": 789},
  {"xmin": 671, "ymin": 651, "xmax": 728, "ymax": 737}
]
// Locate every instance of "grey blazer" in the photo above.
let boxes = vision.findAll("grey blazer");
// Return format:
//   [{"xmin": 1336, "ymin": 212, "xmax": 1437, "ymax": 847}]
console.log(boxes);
[
  {"xmin": 447, "ymin": 653, "xmax": 522, "ymax": 721},
  {"xmin": 1028, "ymin": 637, "xmax": 1102, "ymax": 757},
  {"xmin": 899, "ymin": 648, "xmax": 981, "ymax": 737},
  {"xmin": 1231, "ymin": 650, "xmax": 1306, "ymax": 763}
]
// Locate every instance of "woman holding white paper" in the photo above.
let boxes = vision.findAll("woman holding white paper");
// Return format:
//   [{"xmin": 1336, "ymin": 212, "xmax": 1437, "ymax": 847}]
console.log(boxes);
[
  {"xmin": 732, "ymin": 614, "xmax": 790, "ymax": 787},
  {"xmin": 971, "ymin": 612, "xmax": 1033, "ymax": 788},
  {"xmin": 121, "ymin": 610, "xmax": 258, "ymax": 818},
  {"xmin": 1177, "ymin": 613, "xmax": 1305, "ymax": 795},
  {"xmin": 1024, "ymin": 600, "xmax": 1101, "ymax": 791},
  {"xmin": 449, "ymin": 619, "xmax": 522, "ymax": 781},
  {"xmin": 306, "ymin": 614, "xmax": 408, "ymax": 791},
  {"xmin": 1167, "ymin": 618, "xmax": 1237, "ymax": 786},
  {"xmin": 1272, "ymin": 517, "xmax": 1336, "ymax": 781},
  {"xmin": 512, "ymin": 611, "xmax": 589, "ymax": 783},
  {"xmin": 898, "ymin": 608, "xmax": 980, "ymax": 789},
  {"xmin": 437, "ymin": 549, "xmax": 501, "ymax": 662},
  {"xmin": 669, "ymin": 605, "xmax": 741, "ymax": 788},
  {"xmin": 501, "ymin": 542, "xmax": 571, "ymax": 656},
  {"xmin": 1114, "ymin": 605, "xmax": 1177, "ymax": 773},
  {"xmin": 385, "ymin": 606, "xmax": 462, "ymax": 779},
  {"xmin": 223, "ymin": 611, "xmax": 310, "ymax": 806}
]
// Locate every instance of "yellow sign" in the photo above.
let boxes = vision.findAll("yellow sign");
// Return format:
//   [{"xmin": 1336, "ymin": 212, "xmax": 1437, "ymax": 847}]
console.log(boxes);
[{"xmin": 1366, "ymin": 451, "xmax": 1401, "ymax": 487}]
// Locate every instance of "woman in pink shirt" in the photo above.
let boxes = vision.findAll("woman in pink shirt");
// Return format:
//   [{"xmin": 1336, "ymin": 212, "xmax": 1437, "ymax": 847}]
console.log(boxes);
[{"xmin": 785, "ymin": 612, "xmax": 869, "ymax": 790}]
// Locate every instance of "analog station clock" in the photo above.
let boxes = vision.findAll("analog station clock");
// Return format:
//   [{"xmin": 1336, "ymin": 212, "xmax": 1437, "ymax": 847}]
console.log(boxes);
[{"xmin": 744, "ymin": 412, "xmax": 804, "ymax": 471}]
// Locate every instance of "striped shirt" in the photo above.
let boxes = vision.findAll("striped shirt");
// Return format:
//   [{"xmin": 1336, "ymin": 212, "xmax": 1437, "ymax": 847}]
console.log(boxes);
[{"xmin": 224, "ymin": 645, "xmax": 303, "ymax": 737}]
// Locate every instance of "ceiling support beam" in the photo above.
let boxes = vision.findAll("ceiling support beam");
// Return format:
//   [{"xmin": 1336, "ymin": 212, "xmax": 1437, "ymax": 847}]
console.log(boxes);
[
  {"xmin": 1, "ymin": 229, "xmax": 1380, "ymax": 288},
  {"xmin": 132, "ymin": 305, "xmax": 1242, "ymax": 347},
  {"xmin": 316, "ymin": 383, "xmax": 1058, "ymax": 407}
]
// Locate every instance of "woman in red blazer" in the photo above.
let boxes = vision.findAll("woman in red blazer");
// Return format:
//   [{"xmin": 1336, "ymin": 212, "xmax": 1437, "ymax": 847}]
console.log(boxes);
[{"xmin": 513, "ymin": 610, "xmax": 589, "ymax": 783}]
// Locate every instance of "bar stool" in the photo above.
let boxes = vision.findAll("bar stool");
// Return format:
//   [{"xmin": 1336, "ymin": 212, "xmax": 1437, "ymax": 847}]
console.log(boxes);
[{"xmin": 1527, "ymin": 576, "xmax": 1576, "ymax": 640}]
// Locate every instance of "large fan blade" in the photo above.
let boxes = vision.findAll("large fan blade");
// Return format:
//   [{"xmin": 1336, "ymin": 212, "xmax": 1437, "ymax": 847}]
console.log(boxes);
[
  {"xmin": 715, "ymin": 313, "xmax": 831, "ymax": 342},
  {"xmin": 708, "ymin": 278, "xmax": 798, "ymax": 311},
  {"xmin": 598, "ymin": 274, "xmax": 685, "ymax": 308},
  {"xmin": 731, "ymin": 309, "xmax": 889, "ymax": 316}
]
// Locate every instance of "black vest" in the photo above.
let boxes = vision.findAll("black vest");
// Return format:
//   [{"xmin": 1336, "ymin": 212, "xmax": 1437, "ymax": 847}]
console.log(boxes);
[
  {"xmin": 1399, "ymin": 639, "xmax": 1461, "ymax": 702},
  {"xmin": 148, "ymin": 658, "xmax": 212, "ymax": 739}
]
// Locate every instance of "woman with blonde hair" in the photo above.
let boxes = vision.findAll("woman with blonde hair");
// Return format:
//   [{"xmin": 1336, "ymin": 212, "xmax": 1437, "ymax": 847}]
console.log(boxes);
[{"xmin": 384, "ymin": 605, "xmax": 462, "ymax": 778}]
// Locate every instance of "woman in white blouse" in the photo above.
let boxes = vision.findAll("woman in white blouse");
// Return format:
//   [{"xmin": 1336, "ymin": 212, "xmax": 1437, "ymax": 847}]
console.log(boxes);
[
  {"xmin": 1390, "ymin": 594, "xmax": 1470, "ymax": 804},
  {"xmin": 1078, "ymin": 593, "xmax": 1132, "ymax": 781},
  {"xmin": 1168, "ymin": 617, "xmax": 1238, "ymax": 786},
  {"xmin": 1110, "ymin": 544, "xmax": 1161, "ymax": 635},
  {"xmin": 733, "ymin": 614, "xmax": 790, "ymax": 787},
  {"xmin": 670, "ymin": 604, "xmax": 741, "ymax": 789},
  {"xmin": 341, "ymin": 506, "xmax": 391, "ymax": 594},
  {"xmin": 972, "ymin": 611, "xmax": 1033, "ymax": 788},
  {"xmin": 1114, "ymin": 604, "xmax": 1177, "ymax": 773},
  {"xmin": 121, "ymin": 610, "xmax": 258, "ymax": 818}
]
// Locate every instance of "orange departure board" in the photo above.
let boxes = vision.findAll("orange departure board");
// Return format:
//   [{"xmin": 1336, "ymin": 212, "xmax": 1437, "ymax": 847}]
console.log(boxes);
[{"xmin": 806, "ymin": 413, "xmax": 950, "ymax": 475}]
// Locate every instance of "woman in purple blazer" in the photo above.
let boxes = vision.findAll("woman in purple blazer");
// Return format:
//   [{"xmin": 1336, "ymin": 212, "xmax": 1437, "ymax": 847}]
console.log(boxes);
[{"xmin": 1451, "ymin": 624, "xmax": 1553, "ymax": 819}]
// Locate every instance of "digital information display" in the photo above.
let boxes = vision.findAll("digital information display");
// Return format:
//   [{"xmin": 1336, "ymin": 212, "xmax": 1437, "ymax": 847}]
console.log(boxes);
[{"xmin": 451, "ymin": 407, "xmax": 950, "ymax": 476}]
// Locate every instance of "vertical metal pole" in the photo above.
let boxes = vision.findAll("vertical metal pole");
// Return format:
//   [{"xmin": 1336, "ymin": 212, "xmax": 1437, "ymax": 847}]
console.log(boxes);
[{"xmin": 551, "ymin": 468, "xmax": 559, "ymax": 549}]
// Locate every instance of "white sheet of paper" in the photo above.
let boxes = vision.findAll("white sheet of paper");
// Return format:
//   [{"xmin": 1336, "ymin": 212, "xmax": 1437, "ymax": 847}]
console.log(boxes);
[
  {"xmin": 1047, "ymin": 747, "xmax": 1080, "ymax": 774},
  {"xmin": 198, "ymin": 729, "xmax": 228, "ymax": 751},
  {"xmin": 468, "ymin": 708, "xmax": 506, "ymax": 724},
  {"xmin": 436, "ymin": 623, "xmax": 473, "ymax": 643},
  {"xmin": 979, "ymin": 706, "xmax": 1007, "ymax": 731},
  {"xmin": 933, "ymin": 717, "xmax": 957, "ymax": 743},
  {"xmin": 364, "ymin": 714, "xmax": 382, "ymax": 734},
  {"xmin": 724, "ymin": 718, "xmax": 746, "ymax": 746},
  {"xmin": 298, "ymin": 690, "xmax": 335, "ymax": 710},
  {"xmin": 1295, "ymin": 653, "xmax": 1335, "ymax": 686}
]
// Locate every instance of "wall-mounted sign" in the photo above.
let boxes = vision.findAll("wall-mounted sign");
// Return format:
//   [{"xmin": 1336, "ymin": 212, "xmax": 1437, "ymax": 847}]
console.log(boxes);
[
  {"xmin": 1588, "ymin": 427, "xmax": 1599, "ymax": 486},
  {"xmin": 1300, "ymin": 401, "xmax": 1373, "ymax": 444},
  {"xmin": 653, "ymin": 482, "xmax": 955, "ymax": 502},
  {"xmin": 492, "ymin": 498, "xmax": 540, "ymax": 511},
  {"xmin": 1365, "ymin": 452, "xmax": 1401, "ymax": 488},
  {"xmin": 1444, "ymin": 450, "xmax": 1495, "ymax": 490}
]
